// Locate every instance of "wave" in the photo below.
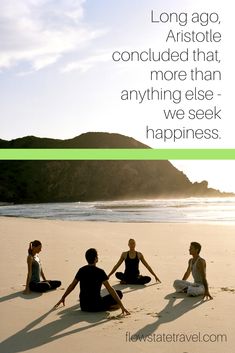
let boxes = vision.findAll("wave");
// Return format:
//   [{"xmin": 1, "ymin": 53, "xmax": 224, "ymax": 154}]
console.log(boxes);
[{"xmin": 0, "ymin": 197, "xmax": 235, "ymax": 224}]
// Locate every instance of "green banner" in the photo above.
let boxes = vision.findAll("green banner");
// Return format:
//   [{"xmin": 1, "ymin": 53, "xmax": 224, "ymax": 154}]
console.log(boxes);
[{"xmin": 0, "ymin": 149, "xmax": 234, "ymax": 160}]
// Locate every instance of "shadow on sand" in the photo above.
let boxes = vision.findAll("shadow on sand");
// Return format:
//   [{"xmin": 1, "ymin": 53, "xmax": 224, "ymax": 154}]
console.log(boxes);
[
  {"xmin": 132, "ymin": 292, "xmax": 205, "ymax": 337},
  {"xmin": 0, "ymin": 304, "xmax": 111, "ymax": 353},
  {"xmin": 112, "ymin": 282, "xmax": 158, "ymax": 294},
  {"xmin": 0, "ymin": 290, "xmax": 42, "ymax": 302}
]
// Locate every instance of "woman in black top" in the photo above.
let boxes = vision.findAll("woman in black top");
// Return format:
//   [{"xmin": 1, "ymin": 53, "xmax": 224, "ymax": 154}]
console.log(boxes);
[
  {"xmin": 108, "ymin": 239, "xmax": 161, "ymax": 284},
  {"xmin": 23, "ymin": 240, "xmax": 61, "ymax": 294}
]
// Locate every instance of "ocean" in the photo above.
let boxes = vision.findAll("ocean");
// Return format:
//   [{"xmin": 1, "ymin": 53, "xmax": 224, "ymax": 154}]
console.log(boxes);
[{"xmin": 0, "ymin": 197, "xmax": 235, "ymax": 224}]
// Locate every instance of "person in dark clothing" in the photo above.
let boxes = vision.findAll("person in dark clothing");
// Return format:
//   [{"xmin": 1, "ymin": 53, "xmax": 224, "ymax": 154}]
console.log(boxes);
[
  {"xmin": 23, "ymin": 240, "xmax": 61, "ymax": 294},
  {"xmin": 55, "ymin": 248, "xmax": 130, "ymax": 314},
  {"xmin": 108, "ymin": 239, "xmax": 161, "ymax": 285}
]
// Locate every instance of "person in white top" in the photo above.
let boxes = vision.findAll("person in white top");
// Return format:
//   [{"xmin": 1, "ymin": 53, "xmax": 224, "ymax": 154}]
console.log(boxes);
[{"xmin": 173, "ymin": 242, "xmax": 213, "ymax": 299}]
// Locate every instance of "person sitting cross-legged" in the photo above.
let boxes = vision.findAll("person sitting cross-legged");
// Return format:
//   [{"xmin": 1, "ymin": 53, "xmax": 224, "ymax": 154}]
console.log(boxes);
[
  {"xmin": 108, "ymin": 238, "xmax": 161, "ymax": 285},
  {"xmin": 173, "ymin": 241, "xmax": 213, "ymax": 300},
  {"xmin": 55, "ymin": 248, "xmax": 130, "ymax": 314}
]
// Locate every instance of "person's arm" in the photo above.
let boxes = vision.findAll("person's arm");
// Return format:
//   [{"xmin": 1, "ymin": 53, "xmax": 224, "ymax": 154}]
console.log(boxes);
[
  {"xmin": 139, "ymin": 253, "xmax": 161, "ymax": 283},
  {"xmin": 54, "ymin": 278, "xmax": 79, "ymax": 308},
  {"xmin": 41, "ymin": 267, "xmax": 47, "ymax": 281},
  {"xmin": 103, "ymin": 280, "xmax": 130, "ymax": 315},
  {"xmin": 23, "ymin": 256, "xmax": 33, "ymax": 294},
  {"xmin": 182, "ymin": 259, "xmax": 192, "ymax": 280},
  {"xmin": 108, "ymin": 252, "xmax": 125, "ymax": 278},
  {"xmin": 197, "ymin": 259, "xmax": 213, "ymax": 300}
]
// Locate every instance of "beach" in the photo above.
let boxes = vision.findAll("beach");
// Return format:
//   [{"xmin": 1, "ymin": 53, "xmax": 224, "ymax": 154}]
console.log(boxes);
[{"xmin": 0, "ymin": 216, "xmax": 234, "ymax": 353}]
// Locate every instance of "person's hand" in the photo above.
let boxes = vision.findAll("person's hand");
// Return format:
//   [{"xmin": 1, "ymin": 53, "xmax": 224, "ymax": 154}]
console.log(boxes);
[
  {"xmin": 54, "ymin": 298, "xmax": 65, "ymax": 308},
  {"xmin": 155, "ymin": 275, "xmax": 161, "ymax": 283},
  {"xmin": 203, "ymin": 291, "xmax": 213, "ymax": 300},
  {"xmin": 121, "ymin": 306, "xmax": 130, "ymax": 315}
]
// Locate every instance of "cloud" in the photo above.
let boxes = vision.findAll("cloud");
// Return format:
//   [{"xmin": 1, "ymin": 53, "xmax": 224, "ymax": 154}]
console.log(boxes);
[
  {"xmin": 0, "ymin": 0, "xmax": 105, "ymax": 71},
  {"xmin": 62, "ymin": 51, "xmax": 111, "ymax": 73}
]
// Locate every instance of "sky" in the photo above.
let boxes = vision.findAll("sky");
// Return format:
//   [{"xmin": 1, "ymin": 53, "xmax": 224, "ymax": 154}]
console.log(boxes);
[{"xmin": 0, "ymin": 0, "xmax": 235, "ymax": 193}]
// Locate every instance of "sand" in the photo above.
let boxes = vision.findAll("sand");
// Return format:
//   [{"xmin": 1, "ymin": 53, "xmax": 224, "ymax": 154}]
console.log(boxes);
[{"xmin": 0, "ymin": 217, "xmax": 234, "ymax": 353}]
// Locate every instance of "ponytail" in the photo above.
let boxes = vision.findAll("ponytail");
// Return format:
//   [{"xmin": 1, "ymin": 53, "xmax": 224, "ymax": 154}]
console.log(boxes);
[{"xmin": 28, "ymin": 242, "xmax": 33, "ymax": 255}]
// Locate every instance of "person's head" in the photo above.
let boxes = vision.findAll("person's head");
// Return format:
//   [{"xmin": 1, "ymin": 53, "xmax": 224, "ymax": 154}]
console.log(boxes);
[
  {"xmin": 85, "ymin": 248, "xmax": 98, "ymax": 265},
  {"xmin": 128, "ymin": 238, "xmax": 136, "ymax": 251},
  {"xmin": 189, "ymin": 242, "xmax": 201, "ymax": 256},
  {"xmin": 28, "ymin": 240, "xmax": 42, "ymax": 255}
]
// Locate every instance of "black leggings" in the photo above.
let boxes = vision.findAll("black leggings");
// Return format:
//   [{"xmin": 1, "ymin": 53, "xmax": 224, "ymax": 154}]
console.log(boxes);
[
  {"xmin": 29, "ymin": 280, "xmax": 61, "ymax": 293},
  {"xmin": 115, "ymin": 272, "xmax": 151, "ymax": 285},
  {"xmin": 81, "ymin": 290, "xmax": 123, "ymax": 312}
]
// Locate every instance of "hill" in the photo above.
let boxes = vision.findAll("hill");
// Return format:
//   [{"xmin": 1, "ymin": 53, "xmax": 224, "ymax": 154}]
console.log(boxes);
[{"xmin": 0, "ymin": 132, "xmax": 231, "ymax": 203}]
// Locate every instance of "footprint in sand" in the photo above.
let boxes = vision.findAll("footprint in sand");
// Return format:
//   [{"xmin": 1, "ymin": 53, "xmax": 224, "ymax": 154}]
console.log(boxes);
[
  {"xmin": 221, "ymin": 287, "xmax": 235, "ymax": 293},
  {"xmin": 147, "ymin": 312, "xmax": 161, "ymax": 318},
  {"xmin": 133, "ymin": 307, "xmax": 144, "ymax": 312},
  {"xmin": 108, "ymin": 314, "xmax": 126, "ymax": 321}
]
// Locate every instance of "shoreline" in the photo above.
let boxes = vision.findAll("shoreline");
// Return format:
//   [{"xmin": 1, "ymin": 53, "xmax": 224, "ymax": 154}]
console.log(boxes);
[
  {"xmin": 1, "ymin": 197, "xmax": 235, "ymax": 225},
  {"xmin": 0, "ymin": 215, "xmax": 235, "ymax": 226}
]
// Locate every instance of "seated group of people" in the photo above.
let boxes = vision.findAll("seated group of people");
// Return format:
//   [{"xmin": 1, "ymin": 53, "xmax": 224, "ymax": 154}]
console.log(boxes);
[{"xmin": 24, "ymin": 238, "xmax": 212, "ymax": 314}]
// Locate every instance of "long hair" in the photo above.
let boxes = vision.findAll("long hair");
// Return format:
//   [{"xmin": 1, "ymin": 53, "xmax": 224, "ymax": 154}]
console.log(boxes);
[{"xmin": 28, "ymin": 240, "xmax": 42, "ymax": 255}]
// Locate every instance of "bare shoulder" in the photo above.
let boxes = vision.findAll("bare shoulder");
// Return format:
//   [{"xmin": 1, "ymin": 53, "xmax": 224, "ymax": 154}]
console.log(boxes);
[
  {"xmin": 121, "ymin": 251, "xmax": 128, "ymax": 259},
  {"xmin": 27, "ymin": 255, "xmax": 33, "ymax": 263},
  {"xmin": 198, "ymin": 257, "xmax": 206, "ymax": 266},
  {"xmin": 137, "ymin": 252, "xmax": 143, "ymax": 259}
]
